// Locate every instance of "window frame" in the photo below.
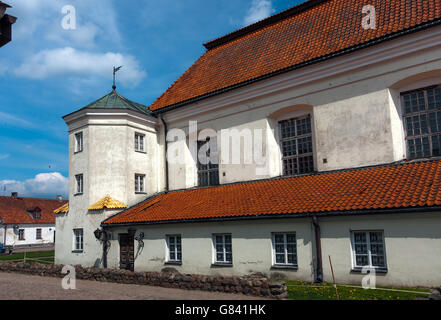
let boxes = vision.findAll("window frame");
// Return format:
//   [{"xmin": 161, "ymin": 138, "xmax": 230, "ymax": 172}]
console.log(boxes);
[
  {"xmin": 401, "ymin": 85, "xmax": 441, "ymax": 159},
  {"xmin": 212, "ymin": 234, "xmax": 233, "ymax": 266},
  {"xmin": 74, "ymin": 132, "xmax": 83, "ymax": 153},
  {"xmin": 75, "ymin": 174, "xmax": 83, "ymax": 195},
  {"xmin": 134, "ymin": 132, "xmax": 146, "ymax": 153},
  {"xmin": 197, "ymin": 137, "xmax": 219, "ymax": 187},
  {"xmin": 18, "ymin": 229, "xmax": 25, "ymax": 241},
  {"xmin": 271, "ymin": 232, "xmax": 298, "ymax": 269},
  {"xmin": 278, "ymin": 115, "xmax": 315, "ymax": 177},
  {"xmin": 73, "ymin": 228, "xmax": 84, "ymax": 253},
  {"xmin": 134, "ymin": 174, "xmax": 146, "ymax": 193},
  {"xmin": 166, "ymin": 235, "xmax": 182, "ymax": 265},
  {"xmin": 350, "ymin": 230, "xmax": 387, "ymax": 272},
  {"xmin": 36, "ymin": 228, "xmax": 42, "ymax": 240}
]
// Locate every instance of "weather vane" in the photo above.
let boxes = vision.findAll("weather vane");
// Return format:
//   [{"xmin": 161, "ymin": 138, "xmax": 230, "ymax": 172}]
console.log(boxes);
[{"xmin": 112, "ymin": 66, "xmax": 122, "ymax": 90}]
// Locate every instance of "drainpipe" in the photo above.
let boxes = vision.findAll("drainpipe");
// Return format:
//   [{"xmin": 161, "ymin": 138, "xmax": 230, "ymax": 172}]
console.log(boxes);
[
  {"xmin": 102, "ymin": 227, "xmax": 108, "ymax": 268},
  {"xmin": 159, "ymin": 115, "xmax": 169, "ymax": 192},
  {"xmin": 3, "ymin": 224, "xmax": 6, "ymax": 246},
  {"xmin": 312, "ymin": 216, "xmax": 323, "ymax": 283}
]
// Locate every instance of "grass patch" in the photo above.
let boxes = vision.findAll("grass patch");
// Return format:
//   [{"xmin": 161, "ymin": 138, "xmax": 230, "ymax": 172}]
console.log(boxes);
[
  {"xmin": 0, "ymin": 250, "xmax": 54, "ymax": 264},
  {"xmin": 286, "ymin": 280, "xmax": 431, "ymax": 300}
]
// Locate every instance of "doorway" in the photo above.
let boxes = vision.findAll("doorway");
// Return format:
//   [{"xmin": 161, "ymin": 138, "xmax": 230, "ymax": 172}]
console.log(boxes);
[{"xmin": 119, "ymin": 233, "xmax": 134, "ymax": 271}]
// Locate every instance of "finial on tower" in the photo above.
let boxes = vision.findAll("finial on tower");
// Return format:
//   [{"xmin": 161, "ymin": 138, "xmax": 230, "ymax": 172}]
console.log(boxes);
[{"xmin": 112, "ymin": 66, "xmax": 122, "ymax": 91}]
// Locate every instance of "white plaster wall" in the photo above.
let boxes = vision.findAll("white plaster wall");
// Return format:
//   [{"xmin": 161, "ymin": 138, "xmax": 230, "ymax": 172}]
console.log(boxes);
[
  {"xmin": 163, "ymin": 34, "xmax": 441, "ymax": 190},
  {"xmin": 104, "ymin": 212, "xmax": 441, "ymax": 287},
  {"xmin": 4, "ymin": 224, "xmax": 55, "ymax": 246},
  {"xmin": 106, "ymin": 218, "xmax": 315, "ymax": 281},
  {"xmin": 319, "ymin": 212, "xmax": 441, "ymax": 288},
  {"xmin": 56, "ymin": 111, "xmax": 161, "ymax": 267}
]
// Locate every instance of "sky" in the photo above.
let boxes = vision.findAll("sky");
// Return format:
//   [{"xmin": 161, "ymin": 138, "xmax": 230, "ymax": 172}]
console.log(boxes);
[{"xmin": 0, "ymin": 0, "xmax": 305, "ymax": 199}]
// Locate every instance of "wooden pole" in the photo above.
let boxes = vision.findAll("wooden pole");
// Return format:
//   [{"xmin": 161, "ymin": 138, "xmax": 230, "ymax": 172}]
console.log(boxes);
[
  {"xmin": 328, "ymin": 255, "xmax": 339, "ymax": 300},
  {"xmin": 23, "ymin": 251, "xmax": 26, "ymax": 263}
]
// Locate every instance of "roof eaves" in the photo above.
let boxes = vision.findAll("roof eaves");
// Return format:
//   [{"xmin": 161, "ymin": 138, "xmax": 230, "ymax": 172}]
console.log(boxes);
[{"xmin": 153, "ymin": 18, "xmax": 441, "ymax": 114}]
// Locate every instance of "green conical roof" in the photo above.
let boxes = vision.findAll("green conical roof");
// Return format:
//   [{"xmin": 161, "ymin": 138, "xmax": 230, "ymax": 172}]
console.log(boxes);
[{"xmin": 82, "ymin": 90, "xmax": 152, "ymax": 115}]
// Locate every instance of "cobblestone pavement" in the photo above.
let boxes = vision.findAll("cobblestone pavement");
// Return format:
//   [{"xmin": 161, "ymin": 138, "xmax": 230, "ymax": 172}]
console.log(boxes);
[{"xmin": 0, "ymin": 272, "xmax": 267, "ymax": 300}]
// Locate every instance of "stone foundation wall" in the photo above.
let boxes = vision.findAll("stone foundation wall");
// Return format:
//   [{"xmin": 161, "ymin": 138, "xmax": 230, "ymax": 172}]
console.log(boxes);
[{"xmin": 0, "ymin": 262, "xmax": 287, "ymax": 299}]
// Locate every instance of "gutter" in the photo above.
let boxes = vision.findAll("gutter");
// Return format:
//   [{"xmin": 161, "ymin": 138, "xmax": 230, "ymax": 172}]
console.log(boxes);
[
  {"xmin": 100, "ymin": 205, "xmax": 441, "ymax": 228},
  {"xmin": 159, "ymin": 115, "xmax": 169, "ymax": 192},
  {"xmin": 312, "ymin": 216, "xmax": 323, "ymax": 283}
]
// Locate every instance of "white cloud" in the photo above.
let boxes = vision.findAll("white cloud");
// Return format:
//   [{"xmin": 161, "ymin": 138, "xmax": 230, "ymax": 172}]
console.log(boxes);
[
  {"xmin": 0, "ymin": 172, "xmax": 68, "ymax": 198},
  {"xmin": 243, "ymin": 0, "xmax": 275, "ymax": 26},
  {"xmin": 0, "ymin": 154, "xmax": 10, "ymax": 161},
  {"xmin": 0, "ymin": 111, "xmax": 35, "ymax": 128},
  {"xmin": 15, "ymin": 47, "xmax": 146, "ymax": 86},
  {"xmin": 7, "ymin": 0, "xmax": 121, "ymax": 48}
]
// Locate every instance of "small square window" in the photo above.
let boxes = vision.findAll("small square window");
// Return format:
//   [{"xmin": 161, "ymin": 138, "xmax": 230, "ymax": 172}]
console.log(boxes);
[
  {"xmin": 75, "ymin": 132, "xmax": 83, "ymax": 153},
  {"xmin": 135, "ymin": 133, "xmax": 145, "ymax": 152},
  {"xmin": 272, "ymin": 233, "xmax": 297, "ymax": 267},
  {"xmin": 351, "ymin": 231, "xmax": 386, "ymax": 270},
  {"xmin": 213, "ymin": 234, "xmax": 232, "ymax": 265},
  {"xmin": 135, "ymin": 174, "xmax": 145, "ymax": 193},
  {"xmin": 73, "ymin": 229, "xmax": 83, "ymax": 252},
  {"xmin": 167, "ymin": 235, "xmax": 182, "ymax": 263},
  {"xmin": 75, "ymin": 174, "xmax": 83, "ymax": 194}
]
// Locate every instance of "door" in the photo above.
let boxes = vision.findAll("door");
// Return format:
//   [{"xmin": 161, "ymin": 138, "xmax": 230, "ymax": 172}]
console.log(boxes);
[{"xmin": 119, "ymin": 234, "xmax": 135, "ymax": 271}]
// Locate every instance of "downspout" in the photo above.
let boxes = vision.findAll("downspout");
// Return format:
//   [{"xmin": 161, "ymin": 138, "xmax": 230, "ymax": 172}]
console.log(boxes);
[
  {"xmin": 160, "ymin": 115, "xmax": 169, "ymax": 192},
  {"xmin": 312, "ymin": 216, "xmax": 323, "ymax": 283},
  {"xmin": 102, "ymin": 226, "xmax": 108, "ymax": 268},
  {"xmin": 3, "ymin": 224, "xmax": 6, "ymax": 246}
]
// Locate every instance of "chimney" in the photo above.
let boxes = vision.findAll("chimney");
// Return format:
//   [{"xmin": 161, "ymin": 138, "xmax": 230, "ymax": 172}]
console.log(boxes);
[
  {"xmin": 11, "ymin": 192, "xmax": 17, "ymax": 199},
  {"xmin": 56, "ymin": 195, "xmax": 63, "ymax": 202}
]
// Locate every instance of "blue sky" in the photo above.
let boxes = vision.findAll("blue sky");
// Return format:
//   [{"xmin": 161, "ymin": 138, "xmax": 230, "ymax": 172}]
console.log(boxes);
[{"xmin": 0, "ymin": 0, "xmax": 304, "ymax": 198}]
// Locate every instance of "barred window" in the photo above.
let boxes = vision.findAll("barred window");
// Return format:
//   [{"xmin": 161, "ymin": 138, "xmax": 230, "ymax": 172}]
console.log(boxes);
[
  {"xmin": 279, "ymin": 115, "xmax": 314, "ymax": 176},
  {"xmin": 197, "ymin": 138, "xmax": 219, "ymax": 187},
  {"xmin": 351, "ymin": 231, "xmax": 386, "ymax": 270},
  {"xmin": 402, "ymin": 86, "xmax": 441, "ymax": 159},
  {"xmin": 36, "ymin": 228, "xmax": 42, "ymax": 240}
]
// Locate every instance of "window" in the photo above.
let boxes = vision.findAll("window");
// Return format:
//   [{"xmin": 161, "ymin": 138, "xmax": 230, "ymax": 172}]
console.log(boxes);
[
  {"xmin": 18, "ymin": 229, "xmax": 25, "ymax": 241},
  {"xmin": 73, "ymin": 229, "xmax": 84, "ymax": 252},
  {"xmin": 32, "ymin": 210, "xmax": 41, "ymax": 219},
  {"xmin": 197, "ymin": 138, "xmax": 219, "ymax": 187},
  {"xmin": 75, "ymin": 132, "xmax": 83, "ymax": 153},
  {"xmin": 402, "ymin": 86, "xmax": 441, "ymax": 159},
  {"xmin": 36, "ymin": 228, "xmax": 42, "ymax": 240},
  {"xmin": 279, "ymin": 115, "xmax": 314, "ymax": 176},
  {"xmin": 213, "ymin": 234, "xmax": 232, "ymax": 265},
  {"xmin": 351, "ymin": 231, "xmax": 386, "ymax": 270},
  {"xmin": 75, "ymin": 174, "xmax": 83, "ymax": 194},
  {"xmin": 135, "ymin": 174, "xmax": 145, "ymax": 193},
  {"xmin": 135, "ymin": 133, "xmax": 145, "ymax": 152},
  {"xmin": 272, "ymin": 233, "xmax": 297, "ymax": 267},
  {"xmin": 166, "ymin": 235, "xmax": 182, "ymax": 263}
]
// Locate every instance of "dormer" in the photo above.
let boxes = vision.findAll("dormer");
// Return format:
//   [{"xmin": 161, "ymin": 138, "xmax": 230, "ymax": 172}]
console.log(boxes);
[{"xmin": 27, "ymin": 206, "xmax": 42, "ymax": 220}]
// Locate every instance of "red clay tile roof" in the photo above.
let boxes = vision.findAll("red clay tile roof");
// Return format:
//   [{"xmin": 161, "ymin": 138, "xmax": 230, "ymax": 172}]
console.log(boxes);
[
  {"xmin": 0, "ymin": 196, "xmax": 68, "ymax": 225},
  {"xmin": 104, "ymin": 159, "xmax": 441, "ymax": 225},
  {"xmin": 150, "ymin": 0, "xmax": 441, "ymax": 111}
]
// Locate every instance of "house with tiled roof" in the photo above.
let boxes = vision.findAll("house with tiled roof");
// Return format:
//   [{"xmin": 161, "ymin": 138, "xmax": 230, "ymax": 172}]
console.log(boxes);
[
  {"xmin": 56, "ymin": 0, "xmax": 441, "ymax": 287},
  {"xmin": 0, "ymin": 193, "xmax": 67, "ymax": 250}
]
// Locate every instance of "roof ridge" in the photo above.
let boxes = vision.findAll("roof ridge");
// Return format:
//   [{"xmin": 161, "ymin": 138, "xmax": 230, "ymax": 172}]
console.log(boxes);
[{"xmin": 203, "ymin": 0, "xmax": 329, "ymax": 50}]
